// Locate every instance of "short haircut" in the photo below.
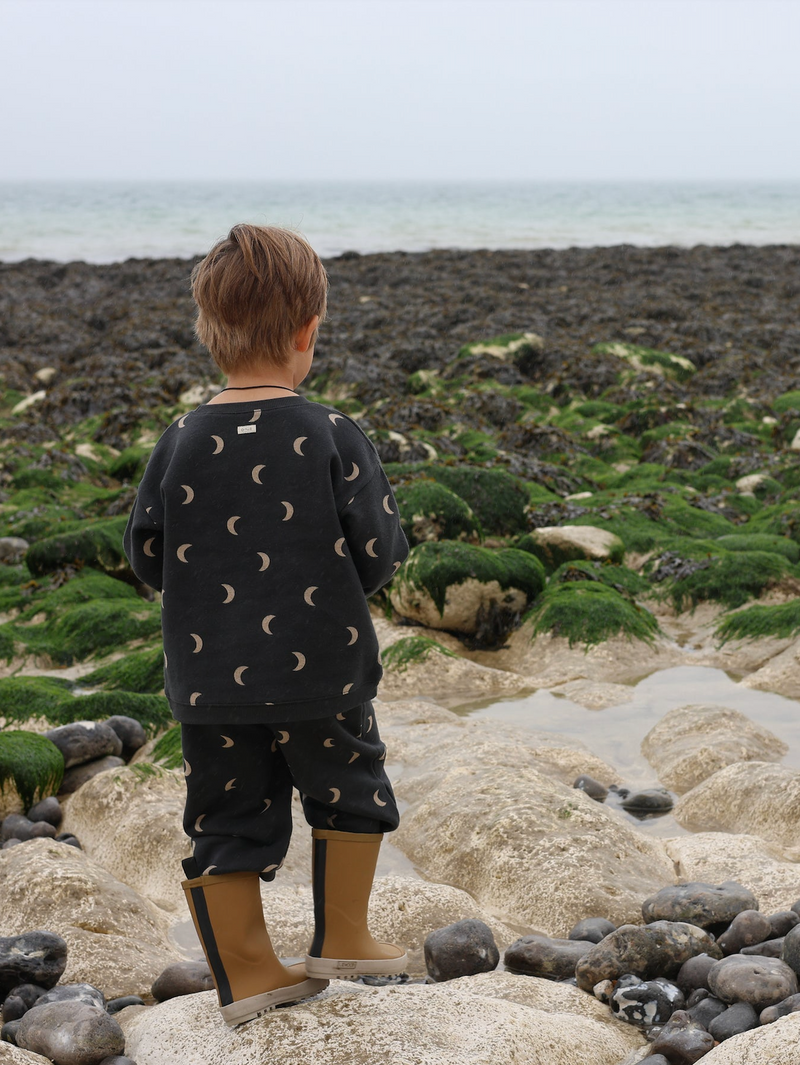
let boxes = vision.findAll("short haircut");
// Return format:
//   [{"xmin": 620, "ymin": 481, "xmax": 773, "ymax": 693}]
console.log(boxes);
[{"xmin": 191, "ymin": 224, "xmax": 328, "ymax": 373}]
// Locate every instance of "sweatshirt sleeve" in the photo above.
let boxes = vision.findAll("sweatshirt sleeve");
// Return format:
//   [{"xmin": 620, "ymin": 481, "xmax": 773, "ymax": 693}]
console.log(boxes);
[
  {"xmin": 339, "ymin": 465, "xmax": 409, "ymax": 598},
  {"xmin": 122, "ymin": 442, "xmax": 169, "ymax": 592}
]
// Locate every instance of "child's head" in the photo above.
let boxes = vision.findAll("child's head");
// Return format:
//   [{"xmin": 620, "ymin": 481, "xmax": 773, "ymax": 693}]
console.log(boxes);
[{"xmin": 191, "ymin": 224, "xmax": 328, "ymax": 374}]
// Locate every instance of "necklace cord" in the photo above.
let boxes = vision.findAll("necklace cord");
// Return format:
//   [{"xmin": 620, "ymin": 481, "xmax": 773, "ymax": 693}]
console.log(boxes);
[{"xmin": 218, "ymin": 384, "xmax": 298, "ymax": 393}]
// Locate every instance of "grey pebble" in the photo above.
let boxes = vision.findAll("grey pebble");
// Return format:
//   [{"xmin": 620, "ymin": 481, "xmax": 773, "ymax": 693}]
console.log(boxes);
[
  {"xmin": 45, "ymin": 721, "xmax": 123, "ymax": 769},
  {"xmin": 106, "ymin": 996, "xmax": 145, "ymax": 1014},
  {"xmin": 568, "ymin": 917, "xmax": 616, "ymax": 944},
  {"xmin": 708, "ymin": 1001, "xmax": 759, "ymax": 1041},
  {"xmin": 151, "ymin": 961, "xmax": 214, "ymax": 1001},
  {"xmin": 1, "ymin": 814, "xmax": 34, "ymax": 842},
  {"xmin": 708, "ymin": 954, "xmax": 798, "ymax": 1012},
  {"xmin": 16, "ymin": 1001, "xmax": 125, "ymax": 1065},
  {"xmin": 59, "ymin": 756, "xmax": 126, "ymax": 795},
  {"xmin": 621, "ymin": 788, "xmax": 674, "ymax": 814},
  {"xmin": 649, "ymin": 1009, "xmax": 715, "ymax": 1063},
  {"xmin": 676, "ymin": 953, "xmax": 717, "ymax": 996},
  {"xmin": 781, "ymin": 922, "xmax": 800, "ymax": 977},
  {"xmin": 35, "ymin": 983, "xmax": 105, "ymax": 1010},
  {"xmin": 686, "ymin": 992, "xmax": 727, "ymax": 1030},
  {"xmin": 1, "ymin": 984, "xmax": 47, "ymax": 1023},
  {"xmin": 424, "ymin": 919, "xmax": 499, "ymax": 982},
  {"xmin": 717, "ymin": 909, "xmax": 772, "ymax": 954},
  {"xmin": 642, "ymin": 881, "xmax": 758, "ymax": 928},
  {"xmin": 637, "ymin": 1057, "xmax": 671, "ymax": 1065},
  {"xmin": 0, "ymin": 931, "xmax": 68, "ymax": 994},
  {"xmin": 26, "ymin": 796, "xmax": 63, "ymax": 828},
  {"xmin": 768, "ymin": 911, "xmax": 799, "ymax": 938},
  {"xmin": 103, "ymin": 715, "xmax": 147, "ymax": 760},
  {"xmin": 741, "ymin": 936, "xmax": 784, "ymax": 958},
  {"xmin": 504, "ymin": 934, "xmax": 593, "ymax": 980},
  {"xmin": 1, "ymin": 839, "xmax": 23, "ymax": 850},
  {"xmin": 760, "ymin": 992, "xmax": 800, "ymax": 1024},
  {"xmin": 98, "ymin": 1059, "xmax": 138, "ymax": 1065},
  {"xmin": 1, "ymin": 1019, "xmax": 22, "ymax": 1045},
  {"xmin": 576, "ymin": 922, "xmax": 720, "ymax": 992},
  {"xmin": 572, "ymin": 774, "xmax": 608, "ymax": 801}
]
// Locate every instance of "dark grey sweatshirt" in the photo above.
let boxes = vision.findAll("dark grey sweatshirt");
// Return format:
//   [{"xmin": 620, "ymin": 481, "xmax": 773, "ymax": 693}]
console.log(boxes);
[{"xmin": 123, "ymin": 396, "xmax": 408, "ymax": 723}]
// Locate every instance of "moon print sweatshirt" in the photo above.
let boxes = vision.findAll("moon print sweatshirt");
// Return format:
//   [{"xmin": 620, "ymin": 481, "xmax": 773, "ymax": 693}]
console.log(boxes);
[{"xmin": 123, "ymin": 396, "xmax": 409, "ymax": 724}]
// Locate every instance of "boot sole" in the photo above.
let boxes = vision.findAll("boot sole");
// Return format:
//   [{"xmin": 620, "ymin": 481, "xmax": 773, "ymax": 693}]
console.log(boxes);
[
  {"xmin": 219, "ymin": 977, "xmax": 329, "ymax": 1026},
  {"xmin": 303, "ymin": 953, "xmax": 409, "ymax": 979}
]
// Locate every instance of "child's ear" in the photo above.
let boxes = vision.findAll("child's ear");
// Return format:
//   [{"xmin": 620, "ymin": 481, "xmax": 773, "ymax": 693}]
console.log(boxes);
[{"xmin": 294, "ymin": 316, "xmax": 320, "ymax": 354}]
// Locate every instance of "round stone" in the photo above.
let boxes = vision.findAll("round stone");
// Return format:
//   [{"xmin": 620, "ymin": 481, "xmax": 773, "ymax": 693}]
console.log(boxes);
[
  {"xmin": 717, "ymin": 909, "xmax": 772, "ymax": 954},
  {"xmin": 1, "ymin": 815, "xmax": 34, "ymax": 842},
  {"xmin": 642, "ymin": 881, "xmax": 758, "ymax": 928},
  {"xmin": 610, "ymin": 977, "xmax": 684, "ymax": 1027},
  {"xmin": 0, "ymin": 932, "xmax": 68, "ymax": 995},
  {"xmin": 151, "ymin": 961, "xmax": 214, "ymax": 1002},
  {"xmin": 35, "ymin": 983, "xmax": 105, "ymax": 1010},
  {"xmin": 44, "ymin": 721, "xmax": 123, "ymax": 769},
  {"xmin": 59, "ymin": 756, "xmax": 126, "ymax": 795},
  {"xmin": 106, "ymin": 995, "xmax": 145, "ymax": 1014},
  {"xmin": 760, "ymin": 992, "xmax": 800, "ymax": 1024},
  {"xmin": 1, "ymin": 839, "xmax": 22, "ymax": 850},
  {"xmin": 649, "ymin": 1010, "xmax": 715, "ymax": 1063},
  {"xmin": 769, "ymin": 911, "xmax": 800, "ymax": 938},
  {"xmin": 1, "ymin": 1019, "xmax": 22, "ymax": 1045},
  {"xmin": 708, "ymin": 955, "xmax": 799, "ymax": 1012},
  {"xmin": 572, "ymin": 775, "xmax": 608, "ymax": 801},
  {"xmin": 26, "ymin": 797, "xmax": 63, "ymax": 828},
  {"xmin": 504, "ymin": 934, "xmax": 593, "ymax": 980},
  {"xmin": 16, "ymin": 1001, "xmax": 125, "ymax": 1065},
  {"xmin": 708, "ymin": 1001, "xmax": 759, "ymax": 1041},
  {"xmin": 676, "ymin": 953, "xmax": 717, "ymax": 996},
  {"xmin": 575, "ymin": 922, "xmax": 721, "ymax": 992},
  {"xmin": 781, "ymin": 923, "xmax": 800, "ymax": 976},
  {"xmin": 424, "ymin": 919, "xmax": 500, "ymax": 982},
  {"xmin": 103, "ymin": 715, "xmax": 147, "ymax": 758},
  {"xmin": 621, "ymin": 788, "xmax": 674, "ymax": 814},
  {"xmin": 687, "ymin": 992, "xmax": 727, "ymax": 1030},
  {"xmin": 28, "ymin": 821, "xmax": 58, "ymax": 839},
  {"xmin": 741, "ymin": 937, "xmax": 784, "ymax": 958},
  {"xmin": 568, "ymin": 917, "xmax": 616, "ymax": 944}
]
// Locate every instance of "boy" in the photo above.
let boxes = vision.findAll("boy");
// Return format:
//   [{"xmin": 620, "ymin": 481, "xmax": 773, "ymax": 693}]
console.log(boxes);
[{"xmin": 123, "ymin": 224, "xmax": 409, "ymax": 1026}]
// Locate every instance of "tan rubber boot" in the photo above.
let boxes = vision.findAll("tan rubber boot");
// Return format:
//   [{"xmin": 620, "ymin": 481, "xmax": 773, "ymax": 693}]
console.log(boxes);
[
  {"xmin": 181, "ymin": 858, "xmax": 328, "ymax": 1025},
  {"xmin": 304, "ymin": 830, "xmax": 408, "ymax": 979}
]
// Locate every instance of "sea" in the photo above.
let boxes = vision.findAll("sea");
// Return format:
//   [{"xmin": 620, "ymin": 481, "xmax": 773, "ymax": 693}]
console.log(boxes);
[{"xmin": 1, "ymin": 181, "xmax": 799, "ymax": 265}]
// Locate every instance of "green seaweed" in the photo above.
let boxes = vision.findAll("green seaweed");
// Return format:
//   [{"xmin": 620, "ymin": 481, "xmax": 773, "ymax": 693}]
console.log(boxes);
[
  {"xmin": 528, "ymin": 580, "xmax": 660, "ymax": 648},
  {"xmin": 0, "ymin": 730, "xmax": 64, "ymax": 808},
  {"xmin": 660, "ymin": 550, "xmax": 789, "ymax": 612},
  {"xmin": 772, "ymin": 390, "xmax": 800, "ymax": 415},
  {"xmin": 25, "ymin": 517, "xmax": 131, "ymax": 577},
  {"xmin": 550, "ymin": 559, "xmax": 650, "ymax": 597},
  {"xmin": 592, "ymin": 342, "xmax": 696, "ymax": 383},
  {"xmin": 715, "ymin": 534, "xmax": 800, "ymax": 564},
  {"xmin": 83, "ymin": 647, "xmax": 165, "ymax": 694},
  {"xmin": 716, "ymin": 600, "xmax": 800, "ymax": 643},
  {"xmin": 0, "ymin": 676, "xmax": 74, "ymax": 725},
  {"xmin": 107, "ymin": 446, "xmax": 154, "ymax": 484},
  {"xmin": 151, "ymin": 724, "xmax": 183, "ymax": 770},
  {"xmin": 382, "ymin": 635, "xmax": 458, "ymax": 673},
  {"xmin": 12, "ymin": 598, "xmax": 162, "ymax": 664},
  {"xmin": 393, "ymin": 480, "xmax": 481, "ymax": 545},
  {"xmin": 428, "ymin": 466, "xmax": 530, "ymax": 536}
]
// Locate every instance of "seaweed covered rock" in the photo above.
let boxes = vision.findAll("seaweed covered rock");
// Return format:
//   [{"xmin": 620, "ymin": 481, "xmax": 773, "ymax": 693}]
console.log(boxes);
[
  {"xmin": 389, "ymin": 542, "xmax": 546, "ymax": 640},
  {"xmin": 428, "ymin": 466, "xmax": 530, "ymax": 536},
  {"xmin": 10, "ymin": 598, "xmax": 161, "ymax": 665},
  {"xmin": 592, "ymin": 342, "xmax": 696, "ymax": 383},
  {"xmin": 0, "ymin": 677, "xmax": 170, "ymax": 735},
  {"xmin": 654, "ymin": 548, "xmax": 790, "ymax": 612},
  {"xmin": 0, "ymin": 732, "xmax": 64, "ymax": 812},
  {"xmin": 520, "ymin": 525, "xmax": 624, "ymax": 571},
  {"xmin": 715, "ymin": 533, "xmax": 800, "ymax": 564},
  {"xmin": 641, "ymin": 705, "xmax": 788, "ymax": 794},
  {"xmin": 528, "ymin": 581, "xmax": 660, "ymax": 648},
  {"xmin": 716, "ymin": 599, "xmax": 800, "ymax": 644},
  {"xmin": 25, "ymin": 517, "xmax": 131, "ymax": 578},
  {"xmin": 393, "ymin": 480, "xmax": 480, "ymax": 545},
  {"xmin": 82, "ymin": 647, "xmax": 166, "ymax": 695}
]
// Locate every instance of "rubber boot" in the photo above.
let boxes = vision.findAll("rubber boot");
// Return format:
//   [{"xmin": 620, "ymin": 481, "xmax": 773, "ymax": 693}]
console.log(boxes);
[
  {"xmin": 181, "ymin": 858, "xmax": 328, "ymax": 1025},
  {"xmin": 304, "ymin": 830, "xmax": 408, "ymax": 979}
]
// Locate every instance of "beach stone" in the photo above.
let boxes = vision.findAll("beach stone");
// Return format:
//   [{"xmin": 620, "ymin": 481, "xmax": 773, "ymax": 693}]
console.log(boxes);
[
  {"xmin": 424, "ymin": 919, "xmax": 499, "ymax": 982},
  {"xmin": 522, "ymin": 525, "xmax": 624, "ymax": 568},
  {"xmin": 1, "ymin": 816, "xmax": 34, "ymax": 843},
  {"xmin": 717, "ymin": 909, "xmax": 772, "ymax": 954},
  {"xmin": 621, "ymin": 788, "xmax": 674, "ymax": 815},
  {"xmin": 708, "ymin": 1001, "xmax": 759, "ymax": 1041},
  {"xmin": 59, "ymin": 756, "xmax": 126, "ymax": 795},
  {"xmin": 503, "ymin": 934, "xmax": 593, "ymax": 980},
  {"xmin": 44, "ymin": 722, "xmax": 122, "ymax": 769},
  {"xmin": 674, "ymin": 762, "xmax": 800, "ymax": 853},
  {"xmin": 740, "ymin": 635, "xmax": 800, "ymax": 701},
  {"xmin": 781, "ymin": 923, "xmax": 800, "ymax": 975},
  {"xmin": 642, "ymin": 881, "xmax": 757, "ymax": 928},
  {"xmin": 16, "ymin": 1001, "xmax": 124, "ymax": 1064},
  {"xmin": 707, "ymin": 955, "xmax": 798, "ymax": 1011},
  {"xmin": 694, "ymin": 1011, "xmax": 800, "ymax": 1063},
  {"xmin": 760, "ymin": 992, "xmax": 800, "ymax": 1024},
  {"xmin": 34, "ymin": 983, "xmax": 105, "ymax": 1010},
  {"xmin": 97, "ymin": 1059, "xmax": 137, "ymax": 1065},
  {"xmin": 102, "ymin": 717, "xmax": 147, "ymax": 760},
  {"xmin": 0, "ymin": 933, "xmax": 67, "ymax": 995},
  {"xmin": 573, "ymin": 774, "xmax": 609, "ymax": 801},
  {"xmin": 0, "ymin": 537, "xmax": 30, "ymax": 563},
  {"xmin": 106, "ymin": 996, "xmax": 145, "ymax": 1015},
  {"xmin": 769, "ymin": 911, "xmax": 799, "ymax": 937},
  {"xmin": 0, "ymin": 838, "xmax": 181, "ymax": 998},
  {"xmin": 575, "ymin": 922, "xmax": 721, "ymax": 992},
  {"xmin": 687, "ymin": 992, "xmax": 727, "ymax": 1029},
  {"xmin": 55, "ymin": 835, "xmax": 82, "ymax": 849},
  {"xmin": 151, "ymin": 961, "xmax": 213, "ymax": 1001},
  {"xmin": 1, "ymin": 1019, "xmax": 22, "ymax": 1044},
  {"xmin": 2, "ymin": 985, "xmax": 46, "ymax": 1023},
  {"xmin": 569, "ymin": 917, "xmax": 616, "ymax": 944},
  {"xmin": 641, "ymin": 705, "xmax": 788, "ymax": 794},
  {"xmin": 121, "ymin": 971, "xmax": 647, "ymax": 1065},
  {"xmin": 1, "ymin": 839, "xmax": 23, "ymax": 850},
  {"xmin": 637, "ymin": 1058, "xmax": 670, "ymax": 1065},
  {"xmin": 676, "ymin": 953, "xmax": 717, "ymax": 996},
  {"xmin": 648, "ymin": 1010, "xmax": 715, "ymax": 1063},
  {"xmin": 26, "ymin": 798, "xmax": 62, "ymax": 828},
  {"xmin": 740, "ymin": 937, "xmax": 784, "ymax": 958},
  {"xmin": 610, "ymin": 977, "xmax": 684, "ymax": 1027}
]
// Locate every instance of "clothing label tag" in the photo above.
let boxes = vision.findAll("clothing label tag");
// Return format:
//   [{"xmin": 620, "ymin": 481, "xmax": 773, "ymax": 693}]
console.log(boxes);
[{"xmin": 237, "ymin": 425, "xmax": 257, "ymax": 435}]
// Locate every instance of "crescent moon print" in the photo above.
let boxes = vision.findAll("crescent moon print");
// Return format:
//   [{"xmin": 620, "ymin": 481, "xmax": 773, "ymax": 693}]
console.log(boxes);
[
  {"xmin": 143, "ymin": 538, "xmax": 156, "ymax": 557},
  {"xmin": 281, "ymin": 501, "xmax": 294, "ymax": 521},
  {"xmin": 252, "ymin": 464, "xmax": 265, "ymax": 484},
  {"xmin": 178, "ymin": 414, "xmax": 189, "ymax": 428},
  {"xmin": 391, "ymin": 561, "xmax": 402, "ymax": 574},
  {"xmin": 382, "ymin": 495, "xmax": 394, "ymax": 514},
  {"xmin": 221, "ymin": 735, "xmax": 234, "ymax": 748},
  {"xmin": 346, "ymin": 627, "xmax": 358, "ymax": 645},
  {"xmin": 262, "ymin": 799, "xmax": 272, "ymax": 812},
  {"xmin": 177, "ymin": 543, "xmax": 192, "ymax": 562},
  {"xmin": 323, "ymin": 738, "xmax": 335, "ymax": 748},
  {"xmin": 194, "ymin": 814, "xmax": 206, "ymax": 832},
  {"xmin": 262, "ymin": 863, "xmax": 279, "ymax": 873},
  {"xmin": 203, "ymin": 865, "xmax": 217, "ymax": 875},
  {"xmin": 277, "ymin": 731, "xmax": 290, "ymax": 744},
  {"xmin": 211, "ymin": 435, "xmax": 224, "ymax": 455},
  {"xmin": 257, "ymin": 551, "xmax": 270, "ymax": 571},
  {"xmin": 303, "ymin": 586, "xmax": 318, "ymax": 606},
  {"xmin": 336, "ymin": 712, "xmax": 347, "ymax": 721},
  {"xmin": 226, "ymin": 515, "xmax": 240, "ymax": 535},
  {"xmin": 190, "ymin": 633, "xmax": 203, "ymax": 653},
  {"xmin": 329, "ymin": 413, "xmax": 343, "ymax": 424},
  {"xmin": 163, "ymin": 652, "xmax": 168, "ymax": 667},
  {"xmin": 367, "ymin": 715, "xmax": 374, "ymax": 732},
  {"xmin": 334, "ymin": 537, "xmax": 346, "ymax": 557},
  {"xmin": 181, "ymin": 485, "xmax": 195, "ymax": 505},
  {"xmin": 183, "ymin": 759, "xmax": 192, "ymax": 776},
  {"xmin": 329, "ymin": 788, "xmax": 341, "ymax": 803},
  {"xmin": 225, "ymin": 779, "xmax": 237, "ymax": 791},
  {"xmin": 261, "ymin": 614, "xmax": 276, "ymax": 634},
  {"xmin": 373, "ymin": 790, "xmax": 387, "ymax": 807},
  {"xmin": 145, "ymin": 506, "xmax": 152, "ymax": 515},
  {"xmin": 190, "ymin": 692, "xmax": 201, "ymax": 706},
  {"xmin": 365, "ymin": 538, "xmax": 378, "ymax": 557},
  {"xmin": 249, "ymin": 408, "xmax": 261, "ymax": 422},
  {"xmin": 221, "ymin": 584, "xmax": 235, "ymax": 604},
  {"xmin": 348, "ymin": 752, "xmax": 360, "ymax": 764},
  {"xmin": 293, "ymin": 436, "xmax": 307, "ymax": 456},
  {"xmin": 292, "ymin": 651, "xmax": 306, "ymax": 671},
  {"xmin": 342, "ymin": 683, "xmax": 354, "ymax": 695},
  {"xmin": 233, "ymin": 665, "xmax": 248, "ymax": 685},
  {"xmin": 344, "ymin": 462, "xmax": 359, "ymax": 481}
]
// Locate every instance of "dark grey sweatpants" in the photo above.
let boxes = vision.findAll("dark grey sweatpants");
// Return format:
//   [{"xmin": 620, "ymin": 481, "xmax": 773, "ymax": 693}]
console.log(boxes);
[{"xmin": 180, "ymin": 701, "xmax": 399, "ymax": 878}]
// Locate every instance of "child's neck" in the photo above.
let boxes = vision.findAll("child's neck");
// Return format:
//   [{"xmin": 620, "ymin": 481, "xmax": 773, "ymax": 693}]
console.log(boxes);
[{"xmin": 207, "ymin": 368, "xmax": 301, "ymax": 405}]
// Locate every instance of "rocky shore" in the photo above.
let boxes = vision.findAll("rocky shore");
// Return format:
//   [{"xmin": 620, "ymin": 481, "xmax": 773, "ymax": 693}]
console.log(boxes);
[{"xmin": 1, "ymin": 244, "xmax": 800, "ymax": 1063}]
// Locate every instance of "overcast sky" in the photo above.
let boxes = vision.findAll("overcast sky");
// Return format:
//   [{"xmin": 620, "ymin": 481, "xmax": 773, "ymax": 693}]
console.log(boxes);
[{"xmin": 1, "ymin": 0, "xmax": 798, "ymax": 182}]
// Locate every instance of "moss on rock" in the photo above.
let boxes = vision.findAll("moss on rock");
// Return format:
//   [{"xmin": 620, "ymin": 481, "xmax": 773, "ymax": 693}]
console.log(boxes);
[
  {"xmin": 107, "ymin": 445, "xmax": 153, "ymax": 484},
  {"xmin": 772, "ymin": 390, "xmax": 800, "ymax": 415},
  {"xmin": 528, "ymin": 580, "xmax": 660, "ymax": 648},
  {"xmin": 656, "ymin": 549, "xmax": 789, "ymax": 612},
  {"xmin": 0, "ymin": 730, "xmax": 64, "ymax": 809},
  {"xmin": 428, "ymin": 466, "xmax": 530, "ymax": 536},
  {"xmin": 83, "ymin": 647, "xmax": 165, "ymax": 694},
  {"xmin": 393, "ymin": 480, "xmax": 480, "ymax": 545},
  {"xmin": 715, "ymin": 534, "xmax": 800, "ymax": 564},
  {"xmin": 716, "ymin": 600, "xmax": 800, "ymax": 643},
  {"xmin": 550, "ymin": 559, "xmax": 650, "ymax": 597},
  {"xmin": 0, "ymin": 676, "xmax": 74, "ymax": 725},
  {"xmin": 68, "ymin": 691, "xmax": 171, "ymax": 734},
  {"xmin": 25, "ymin": 516, "xmax": 131, "ymax": 577},
  {"xmin": 592, "ymin": 342, "xmax": 696, "ymax": 383},
  {"xmin": 382, "ymin": 635, "xmax": 457, "ymax": 673},
  {"xmin": 13, "ymin": 598, "xmax": 162, "ymax": 664},
  {"xmin": 151, "ymin": 724, "xmax": 182, "ymax": 770}
]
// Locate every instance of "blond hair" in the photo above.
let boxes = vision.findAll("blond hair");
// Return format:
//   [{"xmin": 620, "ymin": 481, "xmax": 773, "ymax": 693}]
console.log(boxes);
[{"xmin": 191, "ymin": 224, "xmax": 328, "ymax": 372}]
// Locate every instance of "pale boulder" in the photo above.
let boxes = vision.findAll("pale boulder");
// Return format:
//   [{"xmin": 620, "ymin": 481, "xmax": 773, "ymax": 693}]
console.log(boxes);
[
  {"xmin": 0, "ymin": 1045, "xmax": 52, "ymax": 1064},
  {"xmin": 641, "ymin": 704, "xmax": 788, "ymax": 794},
  {"xmin": 377, "ymin": 646, "xmax": 526, "ymax": 704},
  {"xmin": 674, "ymin": 763, "xmax": 800, "ymax": 856},
  {"xmin": 120, "ymin": 972, "xmax": 646, "ymax": 1065},
  {"xmin": 0, "ymin": 838, "xmax": 182, "ymax": 998},
  {"xmin": 700, "ymin": 1011, "xmax": 800, "ymax": 1063},
  {"xmin": 664, "ymin": 833, "xmax": 800, "ymax": 916},
  {"xmin": 524, "ymin": 525, "xmax": 624, "ymax": 567},
  {"xmin": 740, "ymin": 637, "xmax": 800, "ymax": 699},
  {"xmin": 550, "ymin": 678, "xmax": 636, "ymax": 710},
  {"xmin": 390, "ymin": 576, "xmax": 529, "ymax": 634}
]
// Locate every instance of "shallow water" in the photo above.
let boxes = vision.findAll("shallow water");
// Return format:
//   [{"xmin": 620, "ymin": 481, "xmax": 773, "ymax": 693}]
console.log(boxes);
[{"xmin": 455, "ymin": 665, "xmax": 800, "ymax": 786}]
